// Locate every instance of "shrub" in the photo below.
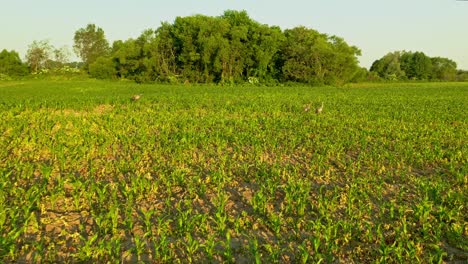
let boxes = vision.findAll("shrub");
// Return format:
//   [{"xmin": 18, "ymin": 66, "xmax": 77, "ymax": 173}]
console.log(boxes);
[{"xmin": 89, "ymin": 57, "xmax": 117, "ymax": 79}]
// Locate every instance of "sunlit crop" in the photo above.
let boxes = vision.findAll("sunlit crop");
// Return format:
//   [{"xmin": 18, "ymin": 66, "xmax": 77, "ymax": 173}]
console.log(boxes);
[{"xmin": 0, "ymin": 80, "xmax": 466, "ymax": 263}]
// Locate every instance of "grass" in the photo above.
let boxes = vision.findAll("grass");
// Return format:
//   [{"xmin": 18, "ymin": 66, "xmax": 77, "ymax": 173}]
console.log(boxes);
[{"xmin": 0, "ymin": 79, "xmax": 467, "ymax": 263}]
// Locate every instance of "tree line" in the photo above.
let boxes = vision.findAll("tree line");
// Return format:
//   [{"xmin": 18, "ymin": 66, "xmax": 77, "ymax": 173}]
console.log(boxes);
[
  {"xmin": 369, "ymin": 50, "xmax": 466, "ymax": 81},
  {"xmin": 82, "ymin": 10, "xmax": 363, "ymax": 85},
  {"xmin": 0, "ymin": 41, "xmax": 81, "ymax": 80},
  {"xmin": 1, "ymin": 10, "xmax": 467, "ymax": 83}
]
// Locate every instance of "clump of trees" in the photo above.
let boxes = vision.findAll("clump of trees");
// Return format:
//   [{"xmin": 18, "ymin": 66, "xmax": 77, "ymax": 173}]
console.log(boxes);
[
  {"xmin": 74, "ymin": 24, "xmax": 110, "ymax": 71},
  {"xmin": 370, "ymin": 51, "xmax": 460, "ymax": 81},
  {"xmin": 0, "ymin": 40, "xmax": 82, "ymax": 79},
  {"xmin": 24, "ymin": 40, "xmax": 80, "ymax": 75},
  {"xmin": 78, "ymin": 10, "xmax": 363, "ymax": 85},
  {"xmin": 0, "ymin": 40, "xmax": 77, "ymax": 78},
  {"xmin": 280, "ymin": 27, "xmax": 362, "ymax": 85},
  {"xmin": 0, "ymin": 49, "xmax": 28, "ymax": 79}
]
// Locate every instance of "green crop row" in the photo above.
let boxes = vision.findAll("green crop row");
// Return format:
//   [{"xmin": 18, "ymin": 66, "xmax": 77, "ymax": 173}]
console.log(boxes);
[{"xmin": 0, "ymin": 80, "xmax": 466, "ymax": 263}]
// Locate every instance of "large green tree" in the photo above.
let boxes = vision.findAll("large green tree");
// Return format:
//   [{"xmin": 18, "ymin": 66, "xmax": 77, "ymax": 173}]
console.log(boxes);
[
  {"xmin": 196, "ymin": 16, "xmax": 231, "ymax": 83},
  {"xmin": 170, "ymin": 15, "xmax": 204, "ymax": 82},
  {"xmin": 324, "ymin": 36, "xmax": 361, "ymax": 85},
  {"xmin": 73, "ymin": 24, "xmax": 110, "ymax": 70},
  {"xmin": 221, "ymin": 10, "xmax": 285, "ymax": 83},
  {"xmin": 142, "ymin": 25, "xmax": 178, "ymax": 82},
  {"xmin": 165, "ymin": 11, "xmax": 286, "ymax": 84},
  {"xmin": 89, "ymin": 56, "xmax": 116, "ymax": 79},
  {"xmin": 279, "ymin": 27, "xmax": 360, "ymax": 85},
  {"xmin": 246, "ymin": 24, "xmax": 284, "ymax": 82},
  {"xmin": 431, "ymin": 57, "xmax": 457, "ymax": 81},
  {"xmin": 280, "ymin": 27, "xmax": 328, "ymax": 84},
  {"xmin": 170, "ymin": 14, "xmax": 231, "ymax": 83},
  {"xmin": 221, "ymin": 10, "xmax": 250, "ymax": 82},
  {"xmin": 112, "ymin": 38, "xmax": 144, "ymax": 79},
  {"xmin": 400, "ymin": 51, "xmax": 432, "ymax": 80},
  {"xmin": 370, "ymin": 51, "xmax": 406, "ymax": 80},
  {"xmin": 0, "ymin": 49, "xmax": 28, "ymax": 77}
]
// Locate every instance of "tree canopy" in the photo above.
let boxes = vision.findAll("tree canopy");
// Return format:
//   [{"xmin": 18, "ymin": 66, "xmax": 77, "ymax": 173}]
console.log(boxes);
[
  {"xmin": 0, "ymin": 49, "xmax": 28, "ymax": 78},
  {"xmin": 370, "ymin": 51, "xmax": 458, "ymax": 81},
  {"xmin": 279, "ymin": 27, "xmax": 361, "ymax": 85},
  {"xmin": 86, "ymin": 10, "xmax": 363, "ymax": 85},
  {"xmin": 73, "ymin": 24, "xmax": 110, "ymax": 70}
]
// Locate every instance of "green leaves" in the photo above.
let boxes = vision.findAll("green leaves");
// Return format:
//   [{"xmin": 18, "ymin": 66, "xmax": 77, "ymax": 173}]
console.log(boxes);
[
  {"xmin": 73, "ymin": 24, "xmax": 110, "ymax": 70},
  {"xmin": 370, "ymin": 51, "xmax": 459, "ymax": 81},
  {"xmin": 75, "ymin": 11, "xmax": 361, "ymax": 85},
  {"xmin": 0, "ymin": 49, "xmax": 29, "ymax": 77}
]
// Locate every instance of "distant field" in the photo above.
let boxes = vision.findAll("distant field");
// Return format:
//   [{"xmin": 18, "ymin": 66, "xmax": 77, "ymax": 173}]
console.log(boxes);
[{"xmin": 0, "ymin": 80, "xmax": 467, "ymax": 263}]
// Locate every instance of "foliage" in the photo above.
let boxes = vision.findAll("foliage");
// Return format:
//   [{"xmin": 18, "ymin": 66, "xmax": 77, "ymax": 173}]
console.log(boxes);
[
  {"xmin": 89, "ymin": 57, "xmax": 117, "ymax": 79},
  {"xmin": 112, "ymin": 39, "xmax": 142, "ymax": 79},
  {"xmin": 280, "ymin": 26, "xmax": 327, "ymax": 84},
  {"xmin": 145, "ymin": 24, "xmax": 178, "ymax": 82},
  {"xmin": 0, "ymin": 49, "xmax": 28, "ymax": 77},
  {"xmin": 25, "ymin": 41, "xmax": 74, "ymax": 75},
  {"xmin": 73, "ymin": 24, "xmax": 110, "ymax": 70},
  {"xmin": 370, "ymin": 51, "xmax": 406, "ymax": 81},
  {"xmin": 82, "ymin": 10, "xmax": 360, "ymax": 85},
  {"xmin": 0, "ymin": 80, "xmax": 466, "ymax": 263},
  {"xmin": 349, "ymin": 67, "xmax": 369, "ymax": 83},
  {"xmin": 431, "ymin": 57, "xmax": 457, "ymax": 81},
  {"xmin": 370, "ymin": 51, "xmax": 459, "ymax": 81},
  {"xmin": 47, "ymin": 46, "xmax": 72, "ymax": 70},
  {"xmin": 279, "ymin": 27, "xmax": 361, "ymax": 85},
  {"xmin": 456, "ymin": 70, "xmax": 468, "ymax": 81},
  {"xmin": 26, "ymin": 40, "xmax": 53, "ymax": 73},
  {"xmin": 400, "ymin": 51, "xmax": 433, "ymax": 80}
]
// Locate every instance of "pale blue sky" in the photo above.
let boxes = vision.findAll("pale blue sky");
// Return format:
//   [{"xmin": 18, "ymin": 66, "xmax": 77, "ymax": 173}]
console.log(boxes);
[{"xmin": 1, "ymin": 0, "xmax": 467, "ymax": 69}]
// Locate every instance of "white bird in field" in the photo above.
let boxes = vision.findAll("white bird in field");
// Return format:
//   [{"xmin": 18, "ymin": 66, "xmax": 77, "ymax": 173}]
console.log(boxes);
[
  {"xmin": 303, "ymin": 104, "xmax": 311, "ymax": 112},
  {"xmin": 131, "ymin": 94, "xmax": 142, "ymax": 101},
  {"xmin": 315, "ymin": 102, "xmax": 324, "ymax": 114}
]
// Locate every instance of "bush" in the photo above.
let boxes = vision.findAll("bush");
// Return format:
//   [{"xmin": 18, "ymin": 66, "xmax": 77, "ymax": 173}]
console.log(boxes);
[
  {"xmin": 0, "ymin": 49, "xmax": 29, "ymax": 77},
  {"xmin": 89, "ymin": 57, "xmax": 117, "ymax": 79},
  {"xmin": 0, "ymin": 73, "xmax": 12, "ymax": 81}
]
